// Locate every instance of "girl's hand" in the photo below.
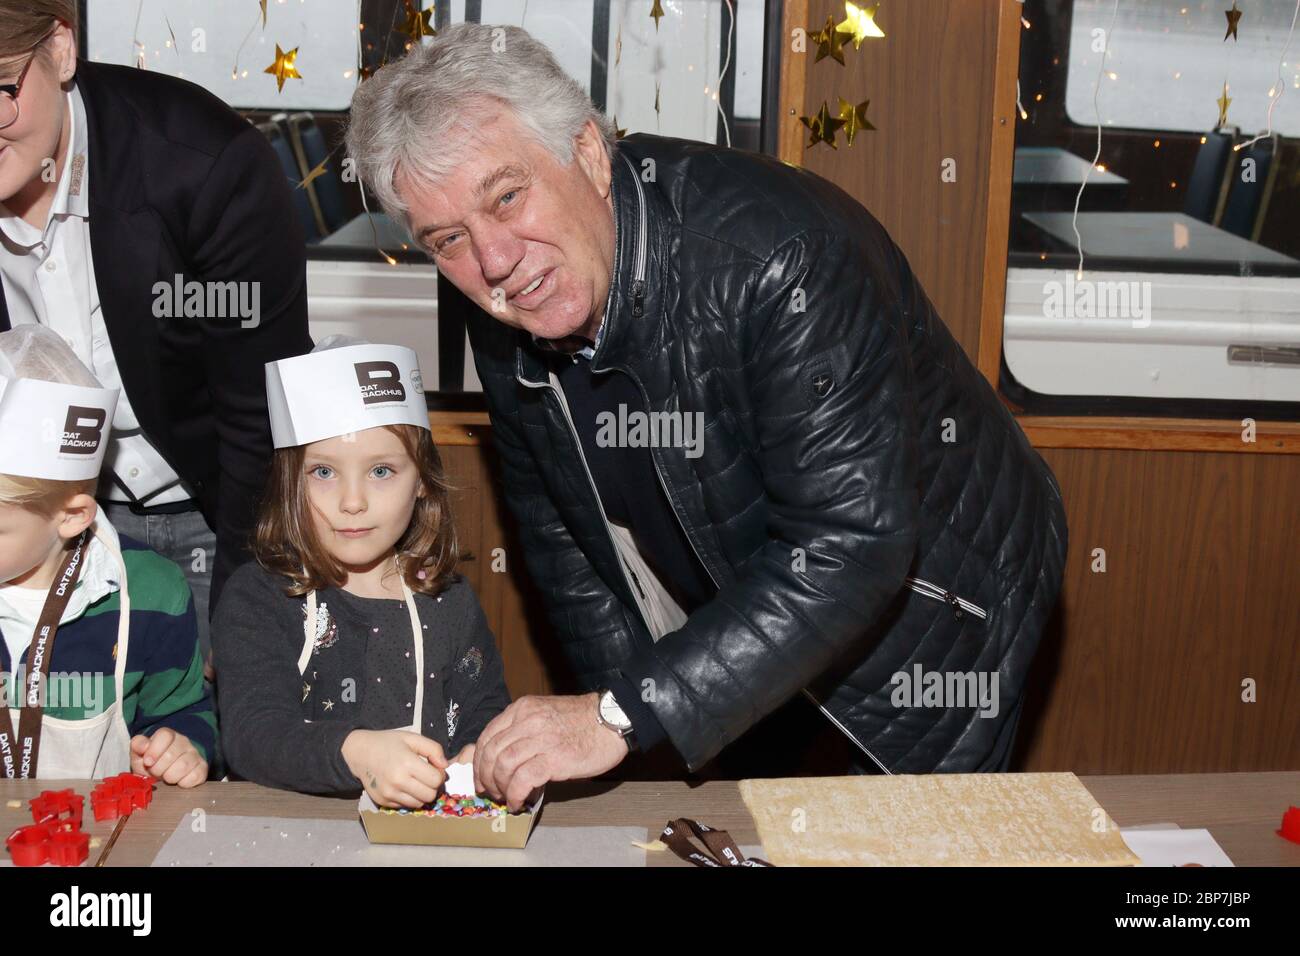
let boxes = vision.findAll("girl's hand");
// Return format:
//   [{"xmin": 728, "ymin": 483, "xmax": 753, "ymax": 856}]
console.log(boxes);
[
  {"xmin": 341, "ymin": 729, "xmax": 449, "ymax": 808},
  {"xmin": 130, "ymin": 730, "xmax": 209, "ymax": 788}
]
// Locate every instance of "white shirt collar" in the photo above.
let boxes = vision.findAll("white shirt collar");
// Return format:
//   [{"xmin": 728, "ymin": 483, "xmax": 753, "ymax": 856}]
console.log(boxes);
[{"xmin": 0, "ymin": 512, "xmax": 123, "ymax": 628}]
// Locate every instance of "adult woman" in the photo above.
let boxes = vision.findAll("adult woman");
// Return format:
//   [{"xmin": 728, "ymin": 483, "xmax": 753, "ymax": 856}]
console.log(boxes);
[{"xmin": 0, "ymin": 1, "xmax": 313, "ymax": 666}]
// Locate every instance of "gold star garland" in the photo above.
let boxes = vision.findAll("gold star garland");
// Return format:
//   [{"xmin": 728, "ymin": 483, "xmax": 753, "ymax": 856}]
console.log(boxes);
[
  {"xmin": 800, "ymin": 101, "xmax": 847, "ymax": 149},
  {"xmin": 837, "ymin": 96, "xmax": 875, "ymax": 145},
  {"xmin": 1224, "ymin": 2, "xmax": 1243, "ymax": 41},
  {"xmin": 399, "ymin": 1, "xmax": 437, "ymax": 42},
  {"xmin": 810, "ymin": 2, "xmax": 885, "ymax": 66},
  {"xmin": 1216, "ymin": 80, "xmax": 1232, "ymax": 127},
  {"xmin": 650, "ymin": 0, "xmax": 665, "ymax": 32},
  {"xmin": 264, "ymin": 44, "xmax": 302, "ymax": 92},
  {"xmin": 837, "ymin": 2, "xmax": 885, "ymax": 49}
]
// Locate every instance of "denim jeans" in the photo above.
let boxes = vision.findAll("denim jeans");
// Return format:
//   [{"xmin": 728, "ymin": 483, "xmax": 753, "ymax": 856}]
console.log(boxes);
[{"xmin": 96, "ymin": 500, "xmax": 218, "ymax": 660}]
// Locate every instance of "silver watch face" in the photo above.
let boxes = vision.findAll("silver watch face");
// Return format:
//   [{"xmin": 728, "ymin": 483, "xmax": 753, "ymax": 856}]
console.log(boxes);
[{"xmin": 600, "ymin": 691, "xmax": 632, "ymax": 731}]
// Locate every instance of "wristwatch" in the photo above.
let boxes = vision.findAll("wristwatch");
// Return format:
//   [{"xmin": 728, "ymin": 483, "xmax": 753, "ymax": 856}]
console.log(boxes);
[{"xmin": 596, "ymin": 688, "xmax": 636, "ymax": 750}]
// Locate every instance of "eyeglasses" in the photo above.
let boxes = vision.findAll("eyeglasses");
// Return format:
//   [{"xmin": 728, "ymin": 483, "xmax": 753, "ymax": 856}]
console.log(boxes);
[{"xmin": 0, "ymin": 27, "xmax": 58, "ymax": 132}]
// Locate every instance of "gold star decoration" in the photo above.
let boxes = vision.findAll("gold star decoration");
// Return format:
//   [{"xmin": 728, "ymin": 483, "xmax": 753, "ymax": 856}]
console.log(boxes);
[
  {"xmin": 837, "ymin": 96, "xmax": 876, "ymax": 145},
  {"xmin": 800, "ymin": 101, "xmax": 847, "ymax": 149},
  {"xmin": 837, "ymin": 2, "xmax": 885, "ymax": 49},
  {"xmin": 1216, "ymin": 81, "xmax": 1232, "ymax": 127},
  {"xmin": 1224, "ymin": 2, "xmax": 1242, "ymax": 41},
  {"xmin": 650, "ymin": 0, "xmax": 665, "ymax": 31},
  {"xmin": 259, "ymin": 0, "xmax": 268, "ymax": 28},
  {"xmin": 811, "ymin": 15, "xmax": 849, "ymax": 65},
  {"xmin": 399, "ymin": 2, "xmax": 436, "ymax": 42},
  {"xmin": 264, "ymin": 44, "xmax": 302, "ymax": 92},
  {"xmin": 613, "ymin": 116, "xmax": 628, "ymax": 138}
]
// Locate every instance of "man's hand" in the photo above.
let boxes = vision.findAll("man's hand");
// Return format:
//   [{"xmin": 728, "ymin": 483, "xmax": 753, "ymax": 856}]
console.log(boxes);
[
  {"xmin": 130, "ymin": 730, "xmax": 208, "ymax": 787},
  {"xmin": 472, "ymin": 693, "xmax": 630, "ymax": 811},
  {"xmin": 341, "ymin": 729, "xmax": 449, "ymax": 809}
]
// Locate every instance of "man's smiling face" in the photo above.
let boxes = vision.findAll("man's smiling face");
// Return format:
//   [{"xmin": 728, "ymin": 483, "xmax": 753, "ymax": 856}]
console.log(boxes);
[{"xmin": 399, "ymin": 102, "xmax": 617, "ymax": 344}]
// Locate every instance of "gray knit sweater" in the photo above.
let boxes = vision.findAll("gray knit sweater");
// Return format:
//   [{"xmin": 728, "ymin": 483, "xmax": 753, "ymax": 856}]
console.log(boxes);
[{"xmin": 212, "ymin": 561, "xmax": 511, "ymax": 795}]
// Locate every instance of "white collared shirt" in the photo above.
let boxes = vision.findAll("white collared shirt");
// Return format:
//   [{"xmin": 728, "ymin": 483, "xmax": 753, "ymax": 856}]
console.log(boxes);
[{"xmin": 0, "ymin": 85, "xmax": 189, "ymax": 506}]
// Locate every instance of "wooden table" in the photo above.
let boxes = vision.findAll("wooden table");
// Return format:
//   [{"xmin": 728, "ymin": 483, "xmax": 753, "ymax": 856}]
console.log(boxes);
[{"xmin": 4, "ymin": 772, "xmax": 1297, "ymax": 867}]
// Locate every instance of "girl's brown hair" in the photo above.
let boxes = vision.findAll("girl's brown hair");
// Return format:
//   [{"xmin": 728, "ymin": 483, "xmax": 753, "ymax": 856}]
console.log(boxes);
[
  {"xmin": 0, "ymin": 1, "xmax": 77, "ymax": 67},
  {"xmin": 252, "ymin": 424, "xmax": 462, "ymax": 598}
]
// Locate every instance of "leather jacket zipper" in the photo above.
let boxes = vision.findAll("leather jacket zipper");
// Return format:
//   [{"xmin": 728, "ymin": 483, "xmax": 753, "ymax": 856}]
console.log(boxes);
[
  {"xmin": 516, "ymin": 373, "xmax": 656, "ymax": 631},
  {"xmin": 903, "ymin": 576, "xmax": 988, "ymax": 621}
]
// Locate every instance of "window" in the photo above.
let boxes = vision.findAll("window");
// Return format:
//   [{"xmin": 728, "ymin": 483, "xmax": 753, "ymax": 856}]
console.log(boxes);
[
  {"xmin": 1003, "ymin": 0, "xmax": 1300, "ymax": 415},
  {"xmin": 1064, "ymin": 0, "xmax": 1300, "ymax": 135},
  {"xmin": 87, "ymin": 0, "xmax": 363, "ymax": 112}
]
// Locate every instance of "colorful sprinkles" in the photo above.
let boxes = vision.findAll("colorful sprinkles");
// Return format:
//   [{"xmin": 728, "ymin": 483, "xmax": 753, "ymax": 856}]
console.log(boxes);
[{"xmin": 381, "ymin": 795, "xmax": 511, "ymax": 818}]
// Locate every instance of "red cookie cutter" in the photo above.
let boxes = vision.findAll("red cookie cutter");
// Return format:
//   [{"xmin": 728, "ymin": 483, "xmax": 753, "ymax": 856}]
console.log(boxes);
[
  {"xmin": 30, "ymin": 788, "xmax": 85, "ymax": 828},
  {"xmin": 1278, "ymin": 805, "xmax": 1300, "ymax": 845},
  {"xmin": 90, "ymin": 772, "xmax": 155, "ymax": 822},
  {"xmin": 5, "ymin": 821, "xmax": 89, "ymax": 867}
]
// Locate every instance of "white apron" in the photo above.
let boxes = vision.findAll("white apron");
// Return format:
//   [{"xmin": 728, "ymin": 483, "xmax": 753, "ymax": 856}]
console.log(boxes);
[
  {"xmin": 299, "ymin": 575, "xmax": 426, "ymax": 733},
  {"xmin": 4, "ymin": 526, "xmax": 133, "ymax": 779}
]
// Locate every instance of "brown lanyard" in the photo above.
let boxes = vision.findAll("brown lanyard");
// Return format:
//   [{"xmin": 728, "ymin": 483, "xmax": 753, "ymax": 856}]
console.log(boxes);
[
  {"xmin": 0, "ymin": 529, "xmax": 91, "ymax": 779},
  {"xmin": 659, "ymin": 817, "xmax": 773, "ymax": 867}
]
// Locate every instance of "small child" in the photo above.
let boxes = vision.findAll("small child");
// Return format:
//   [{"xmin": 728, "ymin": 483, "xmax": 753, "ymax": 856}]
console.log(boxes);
[
  {"xmin": 212, "ymin": 337, "xmax": 511, "ymax": 807},
  {"xmin": 0, "ymin": 326, "xmax": 214, "ymax": 784}
]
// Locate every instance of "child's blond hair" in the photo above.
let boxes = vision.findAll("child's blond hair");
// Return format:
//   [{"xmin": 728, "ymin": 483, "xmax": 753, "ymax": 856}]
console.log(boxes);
[{"xmin": 0, "ymin": 472, "xmax": 98, "ymax": 518}]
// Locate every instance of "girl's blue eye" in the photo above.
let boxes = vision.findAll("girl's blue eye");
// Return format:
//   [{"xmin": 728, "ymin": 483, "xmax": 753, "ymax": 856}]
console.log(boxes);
[
  {"xmin": 310, "ymin": 465, "xmax": 333, "ymax": 479},
  {"xmin": 372, "ymin": 465, "xmax": 394, "ymax": 478}
]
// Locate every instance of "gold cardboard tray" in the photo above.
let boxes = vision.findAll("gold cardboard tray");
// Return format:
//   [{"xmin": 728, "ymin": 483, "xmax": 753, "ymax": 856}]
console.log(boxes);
[{"xmin": 358, "ymin": 790, "xmax": 544, "ymax": 849}]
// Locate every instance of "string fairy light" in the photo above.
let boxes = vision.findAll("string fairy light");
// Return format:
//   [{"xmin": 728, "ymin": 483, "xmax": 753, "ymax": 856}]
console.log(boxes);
[
  {"xmin": 714, "ymin": 0, "xmax": 736, "ymax": 147},
  {"xmin": 1235, "ymin": 0, "xmax": 1300, "ymax": 151},
  {"xmin": 1071, "ymin": 0, "xmax": 1120, "ymax": 280}
]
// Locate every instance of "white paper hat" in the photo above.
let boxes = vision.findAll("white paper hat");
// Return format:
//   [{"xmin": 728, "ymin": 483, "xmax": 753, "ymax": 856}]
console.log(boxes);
[
  {"xmin": 0, "ymin": 326, "xmax": 120, "ymax": 481},
  {"xmin": 266, "ymin": 335, "xmax": 429, "ymax": 448}
]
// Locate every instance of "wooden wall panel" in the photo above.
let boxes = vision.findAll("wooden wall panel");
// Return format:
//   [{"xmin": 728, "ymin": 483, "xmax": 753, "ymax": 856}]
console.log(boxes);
[
  {"xmin": 439, "ymin": 443, "xmax": 570, "ymax": 701},
  {"xmin": 783, "ymin": 0, "xmax": 1016, "ymax": 357},
  {"xmin": 1016, "ymin": 448, "xmax": 1300, "ymax": 773}
]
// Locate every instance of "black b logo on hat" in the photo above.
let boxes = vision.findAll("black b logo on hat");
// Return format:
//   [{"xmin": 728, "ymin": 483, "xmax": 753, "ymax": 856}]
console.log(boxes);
[
  {"xmin": 354, "ymin": 361, "xmax": 406, "ymax": 405},
  {"xmin": 60, "ymin": 405, "xmax": 106, "ymax": 455}
]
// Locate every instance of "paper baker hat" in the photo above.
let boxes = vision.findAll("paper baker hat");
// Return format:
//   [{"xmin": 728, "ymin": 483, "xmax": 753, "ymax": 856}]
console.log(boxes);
[
  {"xmin": 0, "ymin": 325, "xmax": 120, "ymax": 481},
  {"xmin": 266, "ymin": 335, "xmax": 429, "ymax": 448}
]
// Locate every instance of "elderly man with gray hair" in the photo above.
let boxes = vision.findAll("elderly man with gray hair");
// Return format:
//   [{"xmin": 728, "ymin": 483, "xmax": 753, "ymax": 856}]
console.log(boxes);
[{"xmin": 346, "ymin": 23, "xmax": 1067, "ymax": 809}]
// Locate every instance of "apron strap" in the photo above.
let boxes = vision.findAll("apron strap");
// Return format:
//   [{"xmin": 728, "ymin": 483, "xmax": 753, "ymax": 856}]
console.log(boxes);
[
  {"xmin": 299, "ymin": 590, "xmax": 318, "ymax": 676},
  {"xmin": 400, "ymin": 577, "xmax": 424, "ymax": 734},
  {"xmin": 96, "ymin": 527, "xmax": 132, "ymax": 741}
]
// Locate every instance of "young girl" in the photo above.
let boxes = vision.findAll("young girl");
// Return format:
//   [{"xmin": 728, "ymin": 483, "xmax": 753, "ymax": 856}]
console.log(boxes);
[{"xmin": 212, "ymin": 337, "xmax": 511, "ymax": 807}]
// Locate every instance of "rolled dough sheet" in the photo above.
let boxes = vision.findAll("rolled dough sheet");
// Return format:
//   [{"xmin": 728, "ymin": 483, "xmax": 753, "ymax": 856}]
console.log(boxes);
[
  {"xmin": 150, "ymin": 815, "xmax": 648, "ymax": 867},
  {"xmin": 738, "ymin": 773, "xmax": 1140, "ymax": 867}
]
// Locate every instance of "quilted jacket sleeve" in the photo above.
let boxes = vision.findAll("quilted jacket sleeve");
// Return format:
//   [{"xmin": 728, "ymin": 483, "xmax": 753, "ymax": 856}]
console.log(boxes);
[{"xmin": 622, "ymin": 227, "xmax": 923, "ymax": 769}]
